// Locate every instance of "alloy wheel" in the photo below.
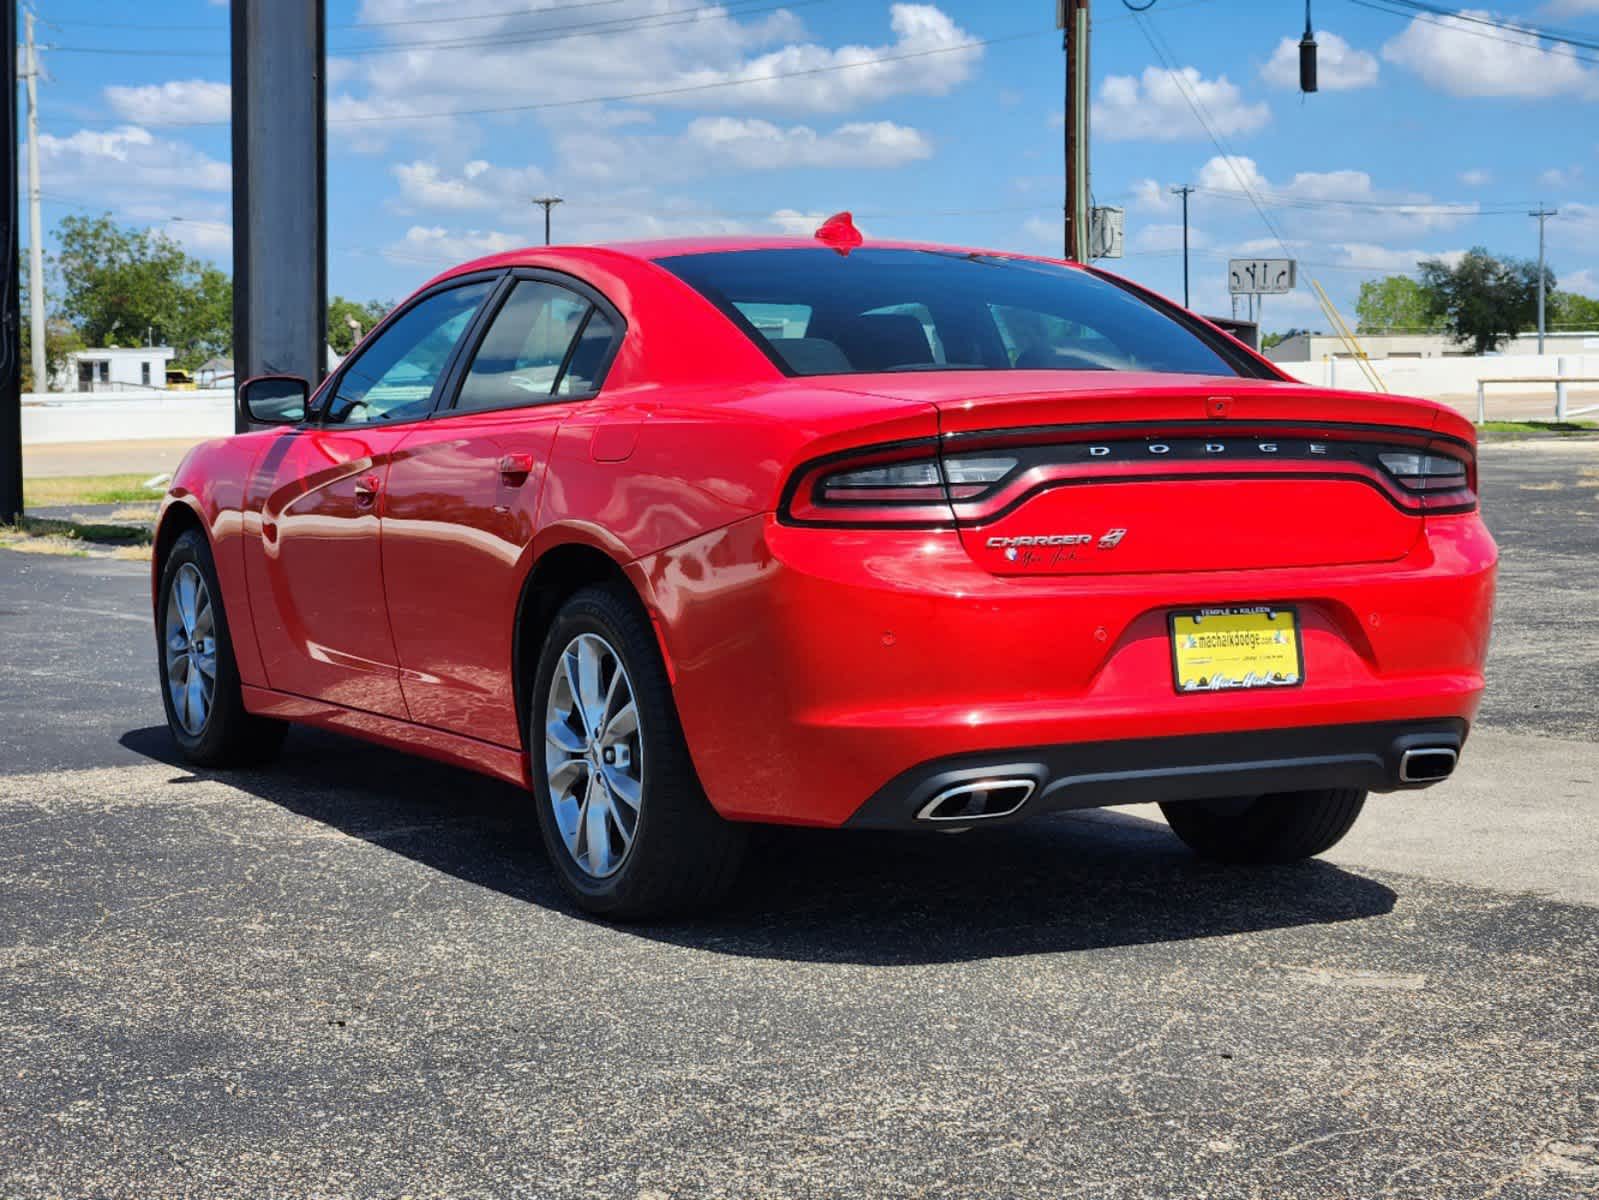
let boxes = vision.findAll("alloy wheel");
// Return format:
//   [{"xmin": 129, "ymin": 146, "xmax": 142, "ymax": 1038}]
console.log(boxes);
[
  {"xmin": 165, "ymin": 562, "xmax": 217, "ymax": 736},
  {"xmin": 544, "ymin": 632, "xmax": 644, "ymax": 879}
]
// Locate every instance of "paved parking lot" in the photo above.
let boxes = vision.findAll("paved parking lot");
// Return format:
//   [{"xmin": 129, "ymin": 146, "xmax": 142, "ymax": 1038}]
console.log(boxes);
[{"xmin": 3, "ymin": 439, "xmax": 1598, "ymax": 1199}]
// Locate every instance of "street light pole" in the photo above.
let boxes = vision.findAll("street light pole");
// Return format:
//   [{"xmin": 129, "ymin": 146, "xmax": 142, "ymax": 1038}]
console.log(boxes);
[
  {"xmin": 532, "ymin": 196, "xmax": 564, "ymax": 246},
  {"xmin": 1530, "ymin": 203, "xmax": 1557, "ymax": 354},
  {"xmin": 1170, "ymin": 184, "xmax": 1194, "ymax": 308}
]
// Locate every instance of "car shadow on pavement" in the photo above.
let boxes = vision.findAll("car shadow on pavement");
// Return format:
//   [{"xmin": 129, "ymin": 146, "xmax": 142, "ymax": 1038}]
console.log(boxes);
[{"xmin": 121, "ymin": 723, "xmax": 1398, "ymax": 965}]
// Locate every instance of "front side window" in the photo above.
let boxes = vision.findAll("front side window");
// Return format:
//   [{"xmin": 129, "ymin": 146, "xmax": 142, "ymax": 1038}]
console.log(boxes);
[
  {"xmin": 456, "ymin": 280, "xmax": 613, "ymax": 412},
  {"xmin": 658, "ymin": 248, "xmax": 1250, "ymax": 379},
  {"xmin": 322, "ymin": 281, "xmax": 493, "ymax": 425}
]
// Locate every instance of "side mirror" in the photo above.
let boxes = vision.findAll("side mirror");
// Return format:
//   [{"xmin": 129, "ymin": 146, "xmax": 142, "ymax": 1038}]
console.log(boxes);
[{"xmin": 238, "ymin": 375, "xmax": 310, "ymax": 427}]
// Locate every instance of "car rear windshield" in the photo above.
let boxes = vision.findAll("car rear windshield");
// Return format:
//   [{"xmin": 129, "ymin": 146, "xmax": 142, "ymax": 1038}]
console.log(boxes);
[{"xmin": 657, "ymin": 248, "xmax": 1249, "ymax": 378}]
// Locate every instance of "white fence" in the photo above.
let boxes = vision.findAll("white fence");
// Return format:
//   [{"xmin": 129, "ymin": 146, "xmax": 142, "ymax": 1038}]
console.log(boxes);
[
  {"xmin": 1277, "ymin": 352, "xmax": 1599, "ymax": 401},
  {"xmin": 22, "ymin": 389, "xmax": 234, "ymax": 445}
]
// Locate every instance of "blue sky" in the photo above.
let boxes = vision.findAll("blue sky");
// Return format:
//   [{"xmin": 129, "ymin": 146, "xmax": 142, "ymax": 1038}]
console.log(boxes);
[{"xmin": 23, "ymin": 0, "xmax": 1599, "ymax": 331}]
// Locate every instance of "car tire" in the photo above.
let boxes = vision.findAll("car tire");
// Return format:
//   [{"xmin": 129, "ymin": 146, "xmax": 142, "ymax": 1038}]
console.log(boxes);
[
  {"xmin": 530, "ymin": 583, "xmax": 747, "ymax": 919},
  {"xmin": 156, "ymin": 528, "xmax": 288, "ymax": 767},
  {"xmin": 1158, "ymin": 788, "xmax": 1366, "ymax": 864}
]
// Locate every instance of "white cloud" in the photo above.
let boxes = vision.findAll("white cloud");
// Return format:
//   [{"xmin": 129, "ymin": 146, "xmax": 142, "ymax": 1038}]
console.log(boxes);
[
  {"xmin": 1459, "ymin": 167, "xmax": 1493, "ymax": 187},
  {"xmin": 1540, "ymin": 0, "xmax": 1599, "ymax": 14},
  {"xmin": 330, "ymin": 2, "xmax": 979, "ymax": 153},
  {"xmin": 387, "ymin": 225, "xmax": 524, "ymax": 264},
  {"xmin": 38, "ymin": 125, "xmax": 231, "ymax": 195},
  {"xmin": 676, "ymin": 117, "xmax": 930, "ymax": 169},
  {"xmin": 1130, "ymin": 178, "xmax": 1176, "ymax": 214},
  {"xmin": 1382, "ymin": 9, "xmax": 1599, "ymax": 99},
  {"xmin": 1333, "ymin": 243, "xmax": 1466, "ymax": 272},
  {"xmin": 1561, "ymin": 267, "xmax": 1599, "ymax": 297},
  {"xmin": 662, "ymin": 4, "xmax": 981, "ymax": 113},
  {"xmin": 1539, "ymin": 166, "xmax": 1584, "ymax": 188},
  {"xmin": 391, "ymin": 159, "xmax": 547, "ymax": 212},
  {"xmin": 1096, "ymin": 67, "xmax": 1270, "ymax": 142},
  {"xmin": 1262, "ymin": 31, "xmax": 1378, "ymax": 90},
  {"xmin": 1130, "ymin": 222, "xmax": 1209, "ymax": 253},
  {"xmin": 1194, "ymin": 154, "xmax": 1475, "ymax": 236},
  {"xmin": 104, "ymin": 79, "xmax": 231, "ymax": 125}
]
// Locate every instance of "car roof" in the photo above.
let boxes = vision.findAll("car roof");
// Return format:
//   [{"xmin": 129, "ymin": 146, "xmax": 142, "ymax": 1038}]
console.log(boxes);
[{"xmin": 423, "ymin": 236, "xmax": 1091, "ymax": 289}]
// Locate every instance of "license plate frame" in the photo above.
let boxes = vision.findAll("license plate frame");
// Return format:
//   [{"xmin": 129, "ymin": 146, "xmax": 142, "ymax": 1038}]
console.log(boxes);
[{"xmin": 1169, "ymin": 604, "xmax": 1305, "ymax": 695}]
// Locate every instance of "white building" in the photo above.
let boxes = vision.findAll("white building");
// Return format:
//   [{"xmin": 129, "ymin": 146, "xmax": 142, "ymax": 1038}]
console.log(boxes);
[
  {"xmin": 1266, "ymin": 330, "xmax": 1599, "ymax": 363},
  {"xmin": 56, "ymin": 345, "xmax": 177, "ymax": 392}
]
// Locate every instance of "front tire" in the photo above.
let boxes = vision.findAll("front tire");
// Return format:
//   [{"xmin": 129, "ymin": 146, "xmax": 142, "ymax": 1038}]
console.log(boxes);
[
  {"xmin": 530, "ymin": 583, "xmax": 746, "ymax": 918},
  {"xmin": 156, "ymin": 528, "xmax": 287, "ymax": 767},
  {"xmin": 1159, "ymin": 788, "xmax": 1366, "ymax": 863}
]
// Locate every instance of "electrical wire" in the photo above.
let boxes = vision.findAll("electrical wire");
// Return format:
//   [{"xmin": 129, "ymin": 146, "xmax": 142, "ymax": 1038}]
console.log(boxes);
[{"xmin": 1347, "ymin": 0, "xmax": 1599, "ymax": 67}]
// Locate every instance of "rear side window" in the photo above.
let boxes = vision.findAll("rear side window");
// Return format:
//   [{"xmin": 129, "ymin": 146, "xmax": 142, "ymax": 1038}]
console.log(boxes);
[
  {"xmin": 658, "ymin": 248, "xmax": 1247, "ymax": 379},
  {"xmin": 455, "ymin": 280, "xmax": 613, "ymax": 412}
]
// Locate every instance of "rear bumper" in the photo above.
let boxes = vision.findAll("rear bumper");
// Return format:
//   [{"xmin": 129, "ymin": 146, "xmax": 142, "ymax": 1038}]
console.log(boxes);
[
  {"xmin": 639, "ymin": 511, "xmax": 1496, "ymax": 828},
  {"xmin": 846, "ymin": 718, "xmax": 1467, "ymax": 830}
]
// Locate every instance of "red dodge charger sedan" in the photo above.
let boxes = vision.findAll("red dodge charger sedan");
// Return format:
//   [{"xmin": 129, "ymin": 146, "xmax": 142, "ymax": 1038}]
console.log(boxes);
[{"xmin": 152, "ymin": 224, "xmax": 1496, "ymax": 916}]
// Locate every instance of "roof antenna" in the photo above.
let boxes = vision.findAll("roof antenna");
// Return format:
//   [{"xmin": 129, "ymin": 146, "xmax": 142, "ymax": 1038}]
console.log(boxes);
[{"xmin": 814, "ymin": 212, "xmax": 863, "ymax": 256}]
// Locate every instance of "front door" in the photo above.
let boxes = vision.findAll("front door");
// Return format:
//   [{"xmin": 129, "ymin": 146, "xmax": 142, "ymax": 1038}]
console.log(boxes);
[
  {"xmin": 382, "ymin": 274, "xmax": 623, "ymax": 745},
  {"xmin": 242, "ymin": 278, "xmax": 497, "ymax": 716}
]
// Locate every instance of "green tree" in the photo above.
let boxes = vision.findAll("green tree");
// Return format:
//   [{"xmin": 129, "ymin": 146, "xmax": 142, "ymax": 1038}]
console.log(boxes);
[
  {"xmin": 1355, "ymin": 275, "xmax": 1442, "ymax": 334},
  {"xmin": 327, "ymin": 296, "xmax": 394, "ymax": 355},
  {"xmin": 1419, "ymin": 248, "xmax": 1550, "ymax": 355},
  {"xmin": 19, "ymin": 275, "xmax": 85, "ymax": 391},
  {"xmin": 1549, "ymin": 289, "xmax": 1599, "ymax": 331},
  {"xmin": 52, "ymin": 214, "xmax": 232, "ymax": 371}
]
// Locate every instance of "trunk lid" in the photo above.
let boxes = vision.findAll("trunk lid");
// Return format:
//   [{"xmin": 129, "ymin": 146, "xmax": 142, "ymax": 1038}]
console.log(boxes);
[{"xmin": 857, "ymin": 372, "xmax": 1463, "ymax": 577}]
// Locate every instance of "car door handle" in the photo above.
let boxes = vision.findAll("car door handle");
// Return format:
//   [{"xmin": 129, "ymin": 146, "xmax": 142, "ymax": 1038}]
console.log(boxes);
[
  {"xmin": 499, "ymin": 454, "xmax": 534, "ymax": 486},
  {"xmin": 353, "ymin": 473, "xmax": 382, "ymax": 507}
]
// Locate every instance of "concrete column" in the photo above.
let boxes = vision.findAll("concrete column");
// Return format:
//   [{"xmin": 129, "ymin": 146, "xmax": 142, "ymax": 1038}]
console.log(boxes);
[{"xmin": 231, "ymin": 0, "xmax": 327, "ymax": 431}]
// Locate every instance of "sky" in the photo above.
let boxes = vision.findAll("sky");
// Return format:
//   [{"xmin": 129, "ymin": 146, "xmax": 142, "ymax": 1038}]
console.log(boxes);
[{"xmin": 21, "ymin": 0, "xmax": 1599, "ymax": 332}]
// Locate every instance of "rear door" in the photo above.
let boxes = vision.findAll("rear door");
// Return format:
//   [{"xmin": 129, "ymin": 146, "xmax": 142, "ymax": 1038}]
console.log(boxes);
[
  {"xmin": 381, "ymin": 271, "xmax": 625, "ymax": 746},
  {"xmin": 242, "ymin": 277, "xmax": 496, "ymax": 716}
]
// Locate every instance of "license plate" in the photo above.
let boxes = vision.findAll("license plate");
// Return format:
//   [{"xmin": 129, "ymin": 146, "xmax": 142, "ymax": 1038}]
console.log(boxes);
[{"xmin": 1169, "ymin": 605, "xmax": 1304, "ymax": 694}]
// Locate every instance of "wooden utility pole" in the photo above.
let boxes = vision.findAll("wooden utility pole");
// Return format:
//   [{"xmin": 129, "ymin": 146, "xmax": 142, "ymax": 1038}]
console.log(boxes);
[{"xmin": 1059, "ymin": 0, "xmax": 1091, "ymax": 262}]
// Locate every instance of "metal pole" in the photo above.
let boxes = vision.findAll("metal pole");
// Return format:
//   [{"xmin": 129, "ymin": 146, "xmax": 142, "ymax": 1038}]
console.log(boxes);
[
  {"xmin": 1530, "ymin": 204, "xmax": 1556, "ymax": 356},
  {"xmin": 532, "ymin": 197, "xmax": 564, "ymax": 247},
  {"xmin": 24, "ymin": 9, "xmax": 43, "ymax": 394},
  {"xmin": 231, "ymin": 0, "xmax": 328, "ymax": 431},
  {"xmin": 1, "ymin": 0, "xmax": 21, "ymax": 523},
  {"xmin": 1170, "ymin": 185, "xmax": 1193, "ymax": 307}
]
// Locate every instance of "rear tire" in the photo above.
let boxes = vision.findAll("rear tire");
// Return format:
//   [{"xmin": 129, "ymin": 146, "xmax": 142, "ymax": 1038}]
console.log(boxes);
[
  {"xmin": 156, "ymin": 529, "xmax": 288, "ymax": 767},
  {"xmin": 530, "ymin": 583, "xmax": 746, "ymax": 919},
  {"xmin": 1159, "ymin": 788, "xmax": 1365, "ymax": 863}
]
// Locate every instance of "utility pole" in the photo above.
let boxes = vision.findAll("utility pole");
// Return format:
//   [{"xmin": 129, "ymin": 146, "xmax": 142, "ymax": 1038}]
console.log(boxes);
[
  {"xmin": 532, "ymin": 196, "xmax": 563, "ymax": 246},
  {"xmin": 1, "ymin": 0, "xmax": 21, "ymax": 523},
  {"xmin": 1170, "ymin": 185, "xmax": 1194, "ymax": 308},
  {"xmin": 1530, "ymin": 203, "xmax": 1556, "ymax": 354},
  {"xmin": 1058, "ymin": 0, "xmax": 1090, "ymax": 262},
  {"xmin": 24, "ymin": 9, "xmax": 43, "ymax": 394}
]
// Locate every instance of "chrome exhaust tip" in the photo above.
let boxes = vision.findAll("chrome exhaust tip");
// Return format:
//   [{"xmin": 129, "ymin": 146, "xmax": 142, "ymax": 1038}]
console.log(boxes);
[
  {"xmin": 915, "ymin": 778, "xmax": 1036, "ymax": 823},
  {"xmin": 1399, "ymin": 747, "xmax": 1458, "ymax": 783}
]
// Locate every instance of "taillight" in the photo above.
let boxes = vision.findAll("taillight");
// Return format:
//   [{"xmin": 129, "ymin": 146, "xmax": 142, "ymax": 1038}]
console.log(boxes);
[
  {"xmin": 783, "ymin": 448, "xmax": 1017, "ymax": 526},
  {"xmin": 1377, "ymin": 447, "xmax": 1477, "ymax": 511}
]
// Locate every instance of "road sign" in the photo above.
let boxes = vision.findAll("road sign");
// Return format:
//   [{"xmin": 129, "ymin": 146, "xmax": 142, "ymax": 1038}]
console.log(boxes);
[{"xmin": 1228, "ymin": 258, "xmax": 1296, "ymax": 295}]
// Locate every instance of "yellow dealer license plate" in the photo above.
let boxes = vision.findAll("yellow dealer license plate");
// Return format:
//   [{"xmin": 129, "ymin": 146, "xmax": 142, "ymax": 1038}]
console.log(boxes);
[{"xmin": 1169, "ymin": 605, "xmax": 1304, "ymax": 694}]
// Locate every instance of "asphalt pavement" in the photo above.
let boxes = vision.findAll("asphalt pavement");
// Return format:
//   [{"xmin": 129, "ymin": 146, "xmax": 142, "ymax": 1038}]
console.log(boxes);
[{"xmin": 2, "ymin": 439, "xmax": 1598, "ymax": 1199}]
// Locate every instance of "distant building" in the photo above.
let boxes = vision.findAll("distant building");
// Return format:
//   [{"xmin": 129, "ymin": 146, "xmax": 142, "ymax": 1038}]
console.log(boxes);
[
  {"xmin": 56, "ymin": 346, "xmax": 177, "ymax": 392},
  {"xmin": 196, "ymin": 356, "xmax": 234, "ymax": 388},
  {"xmin": 1266, "ymin": 330, "xmax": 1599, "ymax": 363}
]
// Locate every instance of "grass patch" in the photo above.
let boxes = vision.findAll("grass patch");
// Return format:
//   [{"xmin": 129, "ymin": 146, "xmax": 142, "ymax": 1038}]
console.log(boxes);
[
  {"xmin": 22, "ymin": 473, "xmax": 161, "ymax": 507},
  {"xmin": 1478, "ymin": 420, "xmax": 1599, "ymax": 435},
  {"xmin": 0, "ymin": 515, "xmax": 152, "ymax": 560}
]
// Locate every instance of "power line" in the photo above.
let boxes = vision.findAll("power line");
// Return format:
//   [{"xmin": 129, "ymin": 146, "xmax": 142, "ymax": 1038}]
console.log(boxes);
[
  {"xmin": 1349, "ymin": 0, "xmax": 1599, "ymax": 55},
  {"xmin": 1347, "ymin": 0, "xmax": 1599, "ymax": 67},
  {"xmin": 44, "ymin": 0, "xmax": 828, "ymax": 59},
  {"xmin": 45, "ymin": 28, "xmax": 1038, "ymax": 130}
]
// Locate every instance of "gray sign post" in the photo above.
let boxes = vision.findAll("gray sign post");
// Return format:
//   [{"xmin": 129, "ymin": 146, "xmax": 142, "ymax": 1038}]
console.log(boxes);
[{"xmin": 231, "ymin": 0, "xmax": 328, "ymax": 431}]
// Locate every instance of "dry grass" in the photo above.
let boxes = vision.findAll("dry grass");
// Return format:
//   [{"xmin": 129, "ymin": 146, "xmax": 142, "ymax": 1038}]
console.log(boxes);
[
  {"xmin": 22, "ymin": 474, "xmax": 161, "ymax": 507},
  {"xmin": 0, "ymin": 515, "xmax": 152, "ymax": 560},
  {"xmin": 1520, "ymin": 481, "xmax": 1565, "ymax": 491}
]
